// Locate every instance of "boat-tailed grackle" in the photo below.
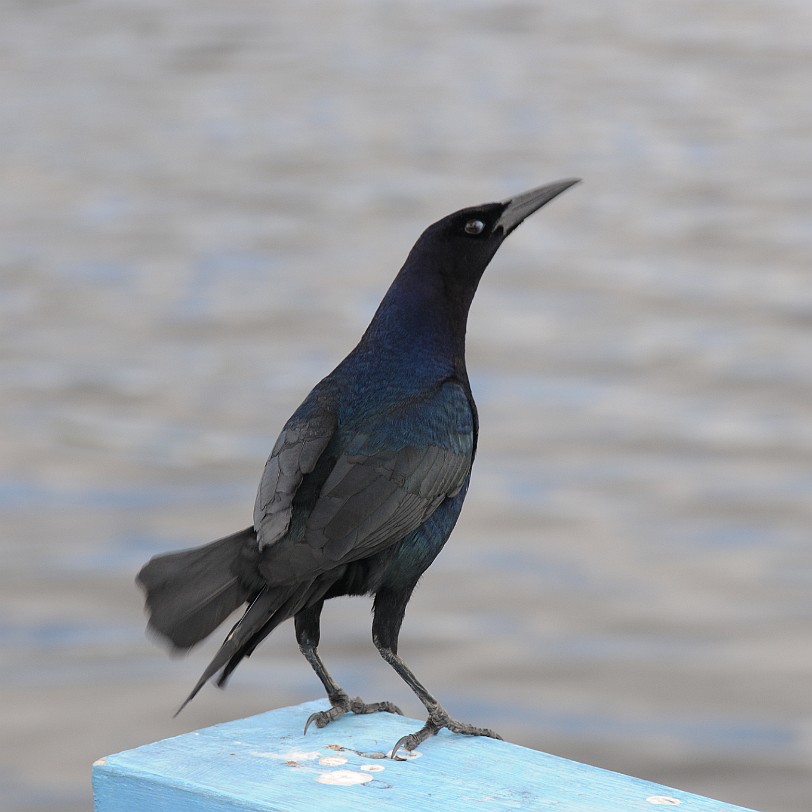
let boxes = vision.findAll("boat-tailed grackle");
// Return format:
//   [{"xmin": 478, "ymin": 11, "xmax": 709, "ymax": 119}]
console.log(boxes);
[{"xmin": 138, "ymin": 178, "xmax": 579, "ymax": 757}]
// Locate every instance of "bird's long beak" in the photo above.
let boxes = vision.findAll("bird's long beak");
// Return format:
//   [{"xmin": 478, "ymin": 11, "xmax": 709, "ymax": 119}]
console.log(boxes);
[{"xmin": 496, "ymin": 178, "xmax": 580, "ymax": 235}]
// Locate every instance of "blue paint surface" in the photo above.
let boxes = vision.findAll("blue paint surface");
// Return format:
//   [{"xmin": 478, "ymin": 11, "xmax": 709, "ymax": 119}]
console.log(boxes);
[{"xmin": 93, "ymin": 701, "xmax": 758, "ymax": 812}]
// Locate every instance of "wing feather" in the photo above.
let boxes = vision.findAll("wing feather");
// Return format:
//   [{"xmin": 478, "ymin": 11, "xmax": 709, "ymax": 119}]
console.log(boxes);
[
  {"xmin": 258, "ymin": 381, "xmax": 474, "ymax": 584},
  {"xmin": 253, "ymin": 410, "xmax": 337, "ymax": 550}
]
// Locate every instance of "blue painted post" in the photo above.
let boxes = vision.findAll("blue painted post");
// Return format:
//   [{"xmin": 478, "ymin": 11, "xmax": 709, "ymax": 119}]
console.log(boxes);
[{"xmin": 93, "ymin": 700, "xmax": 758, "ymax": 812}]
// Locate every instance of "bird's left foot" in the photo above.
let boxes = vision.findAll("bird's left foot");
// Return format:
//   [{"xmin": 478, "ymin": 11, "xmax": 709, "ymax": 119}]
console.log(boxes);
[
  {"xmin": 390, "ymin": 703, "xmax": 501, "ymax": 758},
  {"xmin": 304, "ymin": 690, "xmax": 402, "ymax": 734}
]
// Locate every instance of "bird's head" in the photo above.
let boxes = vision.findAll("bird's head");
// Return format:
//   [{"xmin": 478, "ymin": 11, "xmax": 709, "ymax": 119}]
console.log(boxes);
[
  {"xmin": 364, "ymin": 178, "xmax": 580, "ymax": 362},
  {"xmin": 408, "ymin": 178, "xmax": 580, "ymax": 298}
]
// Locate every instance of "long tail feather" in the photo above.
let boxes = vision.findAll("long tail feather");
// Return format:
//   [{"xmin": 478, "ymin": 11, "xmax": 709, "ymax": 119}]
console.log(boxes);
[
  {"xmin": 213, "ymin": 575, "xmax": 335, "ymax": 688},
  {"xmin": 175, "ymin": 584, "xmax": 300, "ymax": 715},
  {"xmin": 137, "ymin": 527, "xmax": 257, "ymax": 650}
]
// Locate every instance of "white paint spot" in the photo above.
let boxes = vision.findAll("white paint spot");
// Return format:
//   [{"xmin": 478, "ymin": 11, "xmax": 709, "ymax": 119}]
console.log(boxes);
[
  {"xmin": 319, "ymin": 756, "xmax": 348, "ymax": 766},
  {"xmin": 397, "ymin": 749, "xmax": 422, "ymax": 760},
  {"xmin": 360, "ymin": 764, "xmax": 385, "ymax": 772},
  {"xmin": 317, "ymin": 770, "xmax": 373, "ymax": 786},
  {"xmin": 647, "ymin": 797, "xmax": 682, "ymax": 806}
]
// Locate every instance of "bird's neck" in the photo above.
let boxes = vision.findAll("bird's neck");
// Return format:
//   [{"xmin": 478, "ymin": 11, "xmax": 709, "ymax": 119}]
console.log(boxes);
[{"xmin": 354, "ymin": 263, "xmax": 474, "ymax": 381}]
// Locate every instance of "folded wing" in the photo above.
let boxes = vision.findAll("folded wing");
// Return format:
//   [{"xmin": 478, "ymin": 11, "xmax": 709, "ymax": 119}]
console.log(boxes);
[{"xmin": 254, "ymin": 380, "xmax": 475, "ymax": 584}]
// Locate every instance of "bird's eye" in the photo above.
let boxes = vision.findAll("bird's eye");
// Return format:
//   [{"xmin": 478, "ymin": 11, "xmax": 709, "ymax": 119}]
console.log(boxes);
[{"xmin": 464, "ymin": 219, "xmax": 485, "ymax": 235}]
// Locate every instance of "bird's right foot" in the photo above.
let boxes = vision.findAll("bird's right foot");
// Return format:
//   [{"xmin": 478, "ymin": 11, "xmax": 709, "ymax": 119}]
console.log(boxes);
[
  {"xmin": 390, "ymin": 703, "xmax": 501, "ymax": 758},
  {"xmin": 304, "ymin": 690, "xmax": 402, "ymax": 734}
]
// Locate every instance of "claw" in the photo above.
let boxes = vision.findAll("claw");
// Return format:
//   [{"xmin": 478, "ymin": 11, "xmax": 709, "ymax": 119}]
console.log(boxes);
[
  {"xmin": 303, "ymin": 711, "xmax": 323, "ymax": 735},
  {"xmin": 390, "ymin": 735, "xmax": 408, "ymax": 759},
  {"xmin": 303, "ymin": 693, "xmax": 349, "ymax": 734},
  {"xmin": 390, "ymin": 733, "xmax": 419, "ymax": 759},
  {"xmin": 389, "ymin": 719, "xmax": 439, "ymax": 759},
  {"xmin": 303, "ymin": 713, "xmax": 315, "ymax": 735}
]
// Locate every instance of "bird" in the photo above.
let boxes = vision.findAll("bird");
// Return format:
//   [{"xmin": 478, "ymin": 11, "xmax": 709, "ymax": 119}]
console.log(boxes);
[{"xmin": 137, "ymin": 178, "xmax": 579, "ymax": 757}]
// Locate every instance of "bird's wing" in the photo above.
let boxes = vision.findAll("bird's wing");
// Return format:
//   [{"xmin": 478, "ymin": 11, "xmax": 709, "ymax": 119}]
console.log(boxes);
[
  {"xmin": 259, "ymin": 379, "xmax": 474, "ymax": 583},
  {"xmin": 253, "ymin": 407, "xmax": 337, "ymax": 549}
]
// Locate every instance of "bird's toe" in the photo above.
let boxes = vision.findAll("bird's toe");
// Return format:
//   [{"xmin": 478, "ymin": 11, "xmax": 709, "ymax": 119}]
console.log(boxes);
[
  {"xmin": 445, "ymin": 718, "xmax": 503, "ymax": 740},
  {"xmin": 390, "ymin": 731, "xmax": 425, "ymax": 759},
  {"xmin": 304, "ymin": 694, "xmax": 403, "ymax": 736},
  {"xmin": 303, "ymin": 691, "xmax": 351, "ymax": 734},
  {"xmin": 303, "ymin": 708, "xmax": 337, "ymax": 734},
  {"xmin": 349, "ymin": 697, "xmax": 403, "ymax": 716}
]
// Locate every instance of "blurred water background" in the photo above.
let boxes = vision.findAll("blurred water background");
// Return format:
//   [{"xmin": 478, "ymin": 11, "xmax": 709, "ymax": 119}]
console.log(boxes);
[{"xmin": 2, "ymin": 2, "xmax": 810, "ymax": 810}]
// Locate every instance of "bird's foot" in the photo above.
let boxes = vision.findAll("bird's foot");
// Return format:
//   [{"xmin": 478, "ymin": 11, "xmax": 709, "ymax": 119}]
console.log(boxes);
[
  {"xmin": 304, "ymin": 690, "xmax": 402, "ymax": 734},
  {"xmin": 390, "ymin": 703, "xmax": 501, "ymax": 758}
]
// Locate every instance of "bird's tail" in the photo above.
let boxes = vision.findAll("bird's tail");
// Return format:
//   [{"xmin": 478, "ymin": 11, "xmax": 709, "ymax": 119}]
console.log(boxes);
[
  {"xmin": 137, "ymin": 527, "xmax": 260, "ymax": 651},
  {"xmin": 175, "ymin": 579, "xmax": 318, "ymax": 714},
  {"xmin": 138, "ymin": 528, "xmax": 332, "ymax": 714}
]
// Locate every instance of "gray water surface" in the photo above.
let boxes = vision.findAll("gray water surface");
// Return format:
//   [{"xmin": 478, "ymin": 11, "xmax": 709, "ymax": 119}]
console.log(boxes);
[{"xmin": 2, "ymin": 3, "xmax": 810, "ymax": 810}]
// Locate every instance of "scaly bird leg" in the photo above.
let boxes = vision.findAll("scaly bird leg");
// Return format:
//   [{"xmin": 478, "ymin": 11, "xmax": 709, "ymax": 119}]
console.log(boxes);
[
  {"xmin": 376, "ymin": 643, "xmax": 502, "ymax": 757},
  {"xmin": 295, "ymin": 603, "xmax": 401, "ymax": 734},
  {"xmin": 372, "ymin": 588, "xmax": 501, "ymax": 758}
]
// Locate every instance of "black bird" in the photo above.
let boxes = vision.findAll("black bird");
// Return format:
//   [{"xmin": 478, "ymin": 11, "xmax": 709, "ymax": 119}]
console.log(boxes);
[{"xmin": 137, "ymin": 178, "xmax": 579, "ymax": 757}]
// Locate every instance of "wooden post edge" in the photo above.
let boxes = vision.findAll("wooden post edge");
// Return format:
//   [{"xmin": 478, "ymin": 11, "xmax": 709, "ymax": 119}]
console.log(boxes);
[{"xmin": 93, "ymin": 700, "xmax": 758, "ymax": 812}]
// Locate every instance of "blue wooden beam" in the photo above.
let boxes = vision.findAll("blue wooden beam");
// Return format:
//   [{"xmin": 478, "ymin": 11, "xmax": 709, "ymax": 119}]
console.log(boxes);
[{"xmin": 93, "ymin": 700, "xmax": 757, "ymax": 812}]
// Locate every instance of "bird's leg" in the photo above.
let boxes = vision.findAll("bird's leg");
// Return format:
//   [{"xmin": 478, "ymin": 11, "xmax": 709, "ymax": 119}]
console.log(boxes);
[
  {"xmin": 372, "ymin": 588, "xmax": 502, "ymax": 758},
  {"xmin": 295, "ymin": 602, "xmax": 402, "ymax": 734}
]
